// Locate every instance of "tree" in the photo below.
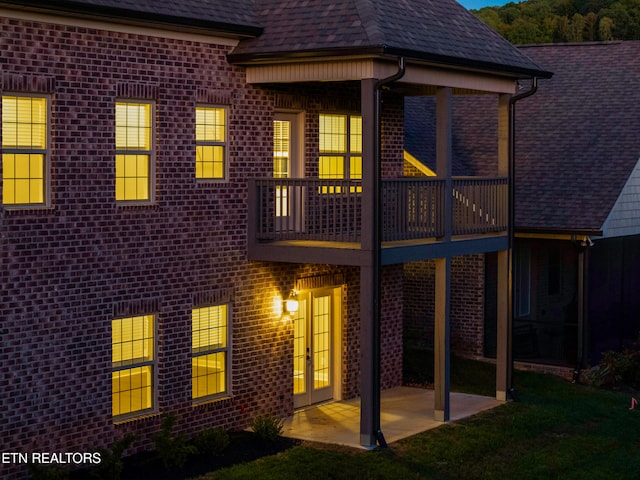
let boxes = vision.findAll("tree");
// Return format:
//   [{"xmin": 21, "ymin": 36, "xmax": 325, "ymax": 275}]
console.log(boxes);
[
  {"xmin": 570, "ymin": 13, "xmax": 586, "ymax": 40},
  {"xmin": 599, "ymin": 16, "xmax": 614, "ymax": 39},
  {"xmin": 584, "ymin": 12, "xmax": 598, "ymax": 40}
]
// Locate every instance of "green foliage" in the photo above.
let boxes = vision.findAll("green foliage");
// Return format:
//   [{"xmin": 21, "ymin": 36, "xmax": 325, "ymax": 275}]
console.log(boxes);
[
  {"xmin": 90, "ymin": 433, "xmax": 135, "ymax": 480},
  {"xmin": 26, "ymin": 463, "xmax": 70, "ymax": 480},
  {"xmin": 472, "ymin": 0, "xmax": 640, "ymax": 44},
  {"xmin": 600, "ymin": 348, "xmax": 640, "ymax": 388},
  {"xmin": 153, "ymin": 414, "xmax": 198, "ymax": 469},
  {"xmin": 196, "ymin": 368, "xmax": 640, "ymax": 480},
  {"xmin": 193, "ymin": 427, "xmax": 230, "ymax": 456},
  {"xmin": 249, "ymin": 414, "xmax": 284, "ymax": 442}
]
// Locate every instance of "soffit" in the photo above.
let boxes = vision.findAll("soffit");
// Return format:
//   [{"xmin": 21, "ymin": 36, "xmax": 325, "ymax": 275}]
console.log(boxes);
[{"xmin": 246, "ymin": 58, "xmax": 517, "ymax": 94}]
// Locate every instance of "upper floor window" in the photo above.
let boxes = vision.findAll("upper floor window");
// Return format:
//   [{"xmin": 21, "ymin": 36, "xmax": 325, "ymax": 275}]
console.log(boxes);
[
  {"xmin": 196, "ymin": 106, "xmax": 227, "ymax": 180},
  {"xmin": 192, "ymin": 304, "xmax": 230, "ymax": 400},
  {"xmin": 2, "ymin": 95, "xmax": 48, "ymax": 206},
  {"xmin": 319, "ymin": 114, "xmax": 362, "ymax": 180},
  {"xmin": 112, "ymin": 314, "xmax": 155, "ymax": 419},
  {"xmin": 115, "ymin": 101, "xmax": 153, "ymax": 202}
]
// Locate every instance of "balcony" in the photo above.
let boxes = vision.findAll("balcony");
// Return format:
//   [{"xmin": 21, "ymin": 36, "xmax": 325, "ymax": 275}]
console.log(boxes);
[{"xmin": 248, "ymin": 177, "xmax": 508, "ymax": 265}]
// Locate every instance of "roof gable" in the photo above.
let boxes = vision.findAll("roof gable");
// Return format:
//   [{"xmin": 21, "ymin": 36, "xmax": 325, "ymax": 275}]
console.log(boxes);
[
  {"xmin": 229, "ymin": 0, "xmax": 549, "ymax": 78},
  {"xmin": 515, "ymin": 42, "xmax": 640, "ymax": 233},
  {"xmin": 405, "ymin": 41, "xmax": 640, "ymax": 235}
]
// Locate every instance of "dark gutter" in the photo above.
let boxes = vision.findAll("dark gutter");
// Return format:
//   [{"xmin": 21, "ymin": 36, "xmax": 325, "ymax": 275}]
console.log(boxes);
[
  {"xmin": 0, "ymin": 0, "xmax": 263, "ymax": 38},
  {"xmin": 515, "ymin": 227, "xmax": 603, "ymax": 237},
  {"xmin": 228, "ymin": 45, "xmax": 553, "ymax": 80},
  {"xmin": 368, "ymin": 57, "xmax": 406, "ymax": 449}
]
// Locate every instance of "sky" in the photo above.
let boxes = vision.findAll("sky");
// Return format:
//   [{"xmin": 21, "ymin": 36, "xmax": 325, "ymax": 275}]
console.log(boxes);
[{"xmin": 458, "ymin": 0, "xmax": 522, "ymax": 9}]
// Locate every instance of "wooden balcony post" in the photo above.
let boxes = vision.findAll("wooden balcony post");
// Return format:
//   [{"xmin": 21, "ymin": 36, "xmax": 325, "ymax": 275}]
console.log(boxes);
[
  {"xmin": 496, "ymin": 93, "xmax": 512, "ymax": 401},
  {"xmin": 434, "ymin": 256, "xmax": 451, "ymax": 421},
  {"xmin": 496, "ymin": 248, "xmax": 511, "ymax": 401},
  {"xmin": 434, "ymin": 87, "xmax": 452, "ymax": 421},
  {"xmin": 436, "ymin": 87, "xmax": 453, "ymax": 241}
]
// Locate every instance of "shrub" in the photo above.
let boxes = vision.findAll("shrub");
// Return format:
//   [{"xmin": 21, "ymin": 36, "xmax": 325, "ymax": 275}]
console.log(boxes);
[
  {"xmin": 26, "ymin": 463, "xmax": 70, "ymax": 480},
  {"xmin": 193, "ymin": 427, "xmax": 230, "ymax": 456},
  {"xmin": 91, "ymin": 433, "xmax": 135, "ymax": 480},
  {"xmin": 153, "ymin": 414, "xmax": 197, "ymax": 469},
  {"xmin": 601, "ymin": 349, "xmax": 640, "ymax": 389},
  {"xmin": 250, "ymin": 414, "xmax": 284, "ymax": 441}
]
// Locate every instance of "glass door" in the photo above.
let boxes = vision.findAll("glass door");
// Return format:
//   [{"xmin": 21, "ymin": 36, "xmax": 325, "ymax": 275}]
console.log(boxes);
[{"xmin": 293, "ymin": 290, "xmax": 335, "ymax": 408}]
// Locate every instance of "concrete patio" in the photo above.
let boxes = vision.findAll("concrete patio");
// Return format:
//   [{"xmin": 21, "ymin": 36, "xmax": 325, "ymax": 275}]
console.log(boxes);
[{"xmin": 282, "ymin": 386, "xmax": 502, "ymax": 449}]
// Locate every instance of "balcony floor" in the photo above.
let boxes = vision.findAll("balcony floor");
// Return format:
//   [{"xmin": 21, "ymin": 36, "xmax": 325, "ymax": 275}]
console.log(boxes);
[
  {"xmin": 281, "ymin": 386, "xmax": 501, "ymax": 448},
  {"xmin": 249, "ymin": 233, "xmax": 508, "ymax": 266}
]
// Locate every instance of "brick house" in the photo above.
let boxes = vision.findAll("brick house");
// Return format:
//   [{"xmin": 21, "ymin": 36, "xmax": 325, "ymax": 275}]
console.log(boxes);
[
  {"xmin": 0, "ymin": 0, "xmax": 549, "ymax": 476},
  {"xmin": 404, "ymin": 41, "xmax": 640, "ymax": 373}
]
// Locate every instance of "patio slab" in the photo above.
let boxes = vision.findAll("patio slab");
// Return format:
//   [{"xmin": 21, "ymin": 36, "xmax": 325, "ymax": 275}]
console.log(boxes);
[{"xmin": 282, "ymin": 386, "xmax": 502, "ymax": 448}]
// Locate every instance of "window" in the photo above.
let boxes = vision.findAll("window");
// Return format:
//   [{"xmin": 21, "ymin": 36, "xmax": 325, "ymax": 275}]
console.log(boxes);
[
  {"xmin": 192, "ymin": 305, "xmax": 229, "ymax": 400},
  {"xmin": 319, "ymin": 114, "xmax": 362, "ymax": 192},
  {"xmin": 196, "ymin": 106, "xmax": 227, "ymax": 180},
  {"xmin": 2, "ymin": 95, "xmax": 48, "ymax": 206},
  {"xmin": 112, "ymin": 315, "xmax": 154, "ymax": 418},
  {"xmin": 273, "ymin": 119, "xmax": 290, "ymax": 217},
  {"xmin": 115, "ymin": 101, "xmax": 153, "ymax": 201}
]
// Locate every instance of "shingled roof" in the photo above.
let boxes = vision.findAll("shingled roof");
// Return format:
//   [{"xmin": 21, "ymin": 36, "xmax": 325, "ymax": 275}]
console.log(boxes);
[
  {"xmin": 5, "ymin": 0, "xmax": 549, "ymax": 78},
  {"xmin": 0, "ymin": 0, "xmax": 262, "ymax": 36},
  {"xmin": 515, "ymin": 42, "xmax": 640, "ymax": 234},
  {"xmin": 228, "ymin": 0, "xmax": 550, "ymax": 78},
  {"xmin": 405, "ymin": 41, "xmax": 640, "ymax": 235}
]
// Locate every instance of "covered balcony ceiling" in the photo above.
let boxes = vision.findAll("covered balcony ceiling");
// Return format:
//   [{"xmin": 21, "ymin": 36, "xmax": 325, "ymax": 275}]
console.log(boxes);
[{"xmin": 243, "ymin": 57, "xmax": 520, "ymax": 95}]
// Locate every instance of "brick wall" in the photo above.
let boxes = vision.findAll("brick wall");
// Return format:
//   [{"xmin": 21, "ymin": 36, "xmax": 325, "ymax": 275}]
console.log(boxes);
[
  {"xmin": 0, "ymin": 15, "xmax": 407, "ymax": 478},
  {"xmin": 403, "ymin": 255, "xmax": 486, "ymax": 357}
]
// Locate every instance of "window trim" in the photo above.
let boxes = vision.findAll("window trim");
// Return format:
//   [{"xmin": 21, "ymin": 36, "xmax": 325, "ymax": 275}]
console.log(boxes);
[
  {"xmin": 318, "ymin": 113, "xmax": 362, "ymax": 181},
  {"xmin": 318, "ymin": 113, "xmax": 362, "ymax": 194},
  {"xmin": 191, "ymin": 303, "xmax": 232, "ymax": 402},
  {"xmin": 115, "ymin": 99, "xmax": 155, "ymax": 204},
  {"xmin": 111, "ymin": 314, "xmax": 157, "ymax": 421},
  {"xmin": 1, "ymin": 93, "xmax": 51, "ymax": 208},
  {"xmin": 195, "ymin": 104, "xmax": 229, "ymax": 183}
]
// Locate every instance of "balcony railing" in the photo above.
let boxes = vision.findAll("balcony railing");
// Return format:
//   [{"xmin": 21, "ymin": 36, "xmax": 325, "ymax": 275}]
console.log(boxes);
[{"xmin": 250, "ymin": 177, "xmax": 507, "ymax": 243}]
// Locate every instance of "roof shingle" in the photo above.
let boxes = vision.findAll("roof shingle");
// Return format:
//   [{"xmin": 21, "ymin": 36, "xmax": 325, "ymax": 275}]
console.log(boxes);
[{"xmin": 229, "ymin": 0, "xmax": 550, "ymax": 78}]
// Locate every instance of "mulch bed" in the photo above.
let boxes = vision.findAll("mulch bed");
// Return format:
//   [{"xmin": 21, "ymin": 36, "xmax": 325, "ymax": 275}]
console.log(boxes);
[{"xmin": 71, "ymin": 431, "xmax": 299, "ymax": 480}]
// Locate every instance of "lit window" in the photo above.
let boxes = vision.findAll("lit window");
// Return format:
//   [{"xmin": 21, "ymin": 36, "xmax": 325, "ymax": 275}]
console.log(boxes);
[
  {"xmin": 2, "ymin": 95, "xmax": 48, "ymax": 205},
  {"xmin": 192, "ymin": 305, "xmax": 229, "ymax": 400},
  {"xmin": 319, "ymin": 114, "xmax": 362, "ymax": 192},
  {"xmin": 115, "ymin": 101, "xmax": 153, "ymax": 201},
  {"xmin": 196, "ymin": 106, "xmax": 227, "ymax": 180},
  {"xmin": 273, "ymin": 119, "xmax": 290, "ymax": 217},
  {"xmin": 112, "ymin": 315, "xmax": 154, "ymax": 418}
]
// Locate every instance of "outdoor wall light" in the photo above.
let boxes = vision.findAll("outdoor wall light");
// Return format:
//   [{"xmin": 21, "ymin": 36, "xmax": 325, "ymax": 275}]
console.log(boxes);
[{"xmin": 284, "ymin": 290, "xmax": 299, "ymax": 315}]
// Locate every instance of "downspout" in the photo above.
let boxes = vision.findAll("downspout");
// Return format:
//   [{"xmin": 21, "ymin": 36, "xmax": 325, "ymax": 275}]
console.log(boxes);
[
  {"xmin": 371, "ymin": 57, "xmax": 405, "ymax": 448},
  {"xmin": 507, "ymin": 77, "xmax": 537, "ymax": 399}
]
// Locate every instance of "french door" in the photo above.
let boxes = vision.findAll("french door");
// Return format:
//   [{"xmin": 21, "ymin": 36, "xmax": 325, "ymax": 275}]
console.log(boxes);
[{"xmin": 293, "ymin": 289, "xmax": 338, "ymax": 408}]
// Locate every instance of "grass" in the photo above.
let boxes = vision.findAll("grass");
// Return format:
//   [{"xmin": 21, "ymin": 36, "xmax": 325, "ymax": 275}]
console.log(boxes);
[{"xmin": 195, "ymin": 349, "xmax": 640, "ymax": 479}]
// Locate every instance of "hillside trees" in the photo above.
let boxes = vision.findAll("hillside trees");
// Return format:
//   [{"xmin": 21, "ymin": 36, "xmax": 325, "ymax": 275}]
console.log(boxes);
[{"xmin": 473, "ymin": 0, "xmax": 640, "ymax": 43}]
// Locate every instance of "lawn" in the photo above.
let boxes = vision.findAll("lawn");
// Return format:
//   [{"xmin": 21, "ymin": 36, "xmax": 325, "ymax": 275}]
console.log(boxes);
[{"xmin": 196, "ymin": 349, "xmax": 640, "ymax": 480}]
